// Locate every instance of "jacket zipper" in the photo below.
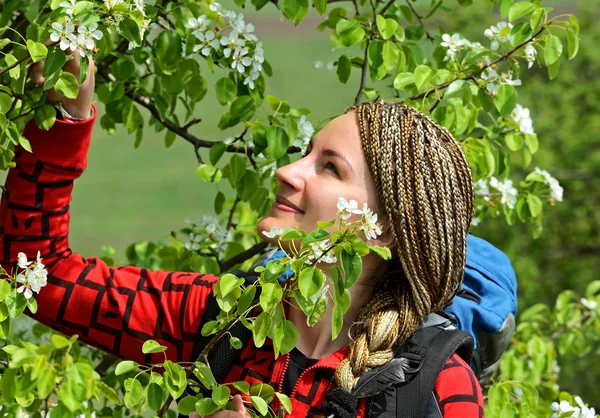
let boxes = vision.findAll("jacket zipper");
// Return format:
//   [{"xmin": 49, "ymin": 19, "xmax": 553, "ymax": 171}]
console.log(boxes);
[{"xmin": 275, "ymin": 363, "xmax": 336, "ymax": 417}]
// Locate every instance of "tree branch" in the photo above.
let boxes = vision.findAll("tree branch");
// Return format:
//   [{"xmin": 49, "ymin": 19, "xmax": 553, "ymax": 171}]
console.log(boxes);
[
  {"xmin": 404, "ymin": 0, "xmax": 433, "ymax": 41},
  {"xmin": 219, "ymin": 242, "xmax": 269, "ymax": 271},
  {"xmin": 226, "ymin": 197, "xmax": 241, "ymax": 230}
]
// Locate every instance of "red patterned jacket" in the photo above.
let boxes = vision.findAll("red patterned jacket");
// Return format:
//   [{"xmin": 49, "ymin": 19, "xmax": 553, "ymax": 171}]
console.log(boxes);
[{"xmin": 0, "ymin": 109, "xmax": 484, "ymax": 417}]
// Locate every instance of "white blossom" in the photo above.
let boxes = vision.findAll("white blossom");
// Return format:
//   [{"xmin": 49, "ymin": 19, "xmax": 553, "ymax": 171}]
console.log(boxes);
[
  {"xmin": 50, "ymin": 22, "xmax": 75, "ymax": 51},
  {"xmin": 510, "ymin": 104, "xmax": 536, "ymax": 136},
  {"xmin": 133, "ymin": 0, "xmax": 145, "ymax": 17},
  {"xmin": 314, "ymin": 60, "xmax": 324, "ymax": 69},
  {"xmin": 361, "ymin": 204, "xmax": 383, "ymax": 240},
  {"xmin": 326, "ymin": 61, "xmax": 335, "ymax": 71},
  {"xmin": 575, "ymin": 396, "xmax": 597, "ymax": 418},
  {"xmin": 209, "ymin": 2, "xmax": 222, "ymax": 13},
  {"xmin": 67, "ymin": 33, "xmax": 89, "ymax": 56},
  {"xmin": 481, "ymin": 68, "xmax": 521, "ymax": 95},
  {"xmin": 185, "ymin": 217, "xmax": 200, "ymax": 227},
  {"xmin": 186, "ymin": 16, "xmax": 210, "ymax": 34},
  {"xmin": 581, "ymin": 297, "xmax": 598, "ymax": 311},
  {"xmin": 262, "ymin": 226, "xmax": 290, "ymax": 239},
  {"xmin": 59, "ymin": 0, "xmax": 76, "ymax": 16},
  {"xmin": 524, "ymin": 41, "xmax": 537, "ymax": 68},
  {"xmin": 231, "ymin": 47, "xmax": 252, "ymax": 73},
  {"xmin": 292, "ymin": 115, "xmax": 314, "ymax": 154},
  {"xmin": 17, "ymin": 252, "xmax": 32, "ymax": 269},
  {"xmin": 243, "ymin": 67, "xmax": 261, "ymax": 89},
  {"xmin": 470, "ymin": 217, "xmax": 481, "ymax": 227},
  {"xmin": 337, "ymin": 198, "xmax": 363, "ymax": 220},
  {"xmin": 193, "ymin": 30, "xmax": 220, "ymax": 57},
  {"xmin": 220, "ymin": 31, "xmax": 245, "ymax": 58},
  {"xmin": 474, "ymin": 178, "xmax": 490, "ymax": 200},
  {"xmin": 307, "ymin": 240, "xmax": 337, "ymax": 264},
  {"xmin": 551, "ymin": 400, "xmax": 580, "ymax": 418},
  {"xmin": 489, "ymin": 177, "xmax": 518, "ymax": 209},
  {"xmin": 104, "ymin": 0, "xmax": 125, "ymax": 9},
  {"xmin": 534, "ymin": 168, "xmax": 564, "ymax": 202},
  {"xmin": 484, "ymin": 21, "xmax": 513, "ymax": 50},
  {"xmin": 440, "ymin": 33, "xmax": 468, "ymax": 61},
  {"xmin": 184, "ymin": 233, "xmax": 202, "ymax": 251},
  {"xmin": 77, "ymin": 23, "xmax": 103, "ymax": 50},
  {"xmin": 15, "ymin": 252, "xmax": 48, "ymax": 299},
  {"xmin": 309, "ymin": 283, "xmax": 329, "ymax": 306}
]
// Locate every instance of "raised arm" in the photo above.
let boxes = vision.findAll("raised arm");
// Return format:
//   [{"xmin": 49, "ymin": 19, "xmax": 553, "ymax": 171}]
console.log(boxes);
[{"xmin": 0, "ymin": 54, "xmax": 219, "ymax": 365}]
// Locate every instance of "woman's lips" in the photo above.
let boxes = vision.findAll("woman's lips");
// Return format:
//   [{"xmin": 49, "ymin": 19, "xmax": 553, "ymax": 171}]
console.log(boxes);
[{"xmin": 274, "ymin": 197, "xmax": 304, "ymax": 214}]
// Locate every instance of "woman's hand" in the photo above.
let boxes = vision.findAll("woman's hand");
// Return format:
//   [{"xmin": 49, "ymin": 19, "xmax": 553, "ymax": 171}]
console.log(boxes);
[
  {"xmin": 190, "ymin": 395, "xmax": 252, "ymax": 418},
  {"xmin": 31, "ymin": 47, "xmax": 95, "ymax": 120}
]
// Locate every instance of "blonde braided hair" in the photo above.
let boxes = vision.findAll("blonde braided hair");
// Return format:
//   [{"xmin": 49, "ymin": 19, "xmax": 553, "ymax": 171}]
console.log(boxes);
[{"xmin": 335, "ymin": 100, "xmax": 474, "ymax": 393}]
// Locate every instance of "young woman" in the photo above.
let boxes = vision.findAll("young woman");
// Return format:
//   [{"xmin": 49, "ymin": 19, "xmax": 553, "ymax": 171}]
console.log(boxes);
[{"xmin": 0, "ymin": 54, "xmax": 484, "ymax": 417}]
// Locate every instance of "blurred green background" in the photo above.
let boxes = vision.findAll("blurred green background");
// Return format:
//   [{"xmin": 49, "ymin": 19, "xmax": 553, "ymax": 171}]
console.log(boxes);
[{"xmin": 5, "ymin": 0, "xmax": 599, "ymax": 403}]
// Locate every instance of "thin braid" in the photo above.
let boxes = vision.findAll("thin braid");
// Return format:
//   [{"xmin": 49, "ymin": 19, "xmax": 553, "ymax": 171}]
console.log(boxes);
[{"xmin": 336, "ymin": 101, "xmax": 474, "ymax": 393}]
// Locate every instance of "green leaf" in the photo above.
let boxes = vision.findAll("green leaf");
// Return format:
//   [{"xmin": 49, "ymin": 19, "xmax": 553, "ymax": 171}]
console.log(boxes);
[
  {"xmin": 494, "ymin": 84, "xmax": 517, "ymax": 117},
  {"xmin": 273, "ymin": 320, "xmax": 298, "ymax": 356},
  {"xmin": 382, "ymin": 41, "xmax": 399, "ymax": 72},
  {"xmin": 527, "ymin": 193, "xmax": 542, "ymax": 217},
  {"xmin": 195, "ymin": 398, "xmax": 219, "ymax": 416},
  {"xmin": 544, "ymin": 34, "xmax": 562, "ymax": 66},
  {"xmin": 413, "ymin": 65, "xmax": 435, "ymax": 90},
  {"xmin": 376, "ymin": 15, "xmax": 399, "ymax": 40},
  {"xmin": 209, "ymin": 143, "xmax": 227, "ymax": 166},
  {"xmin": 123, "ymin": 101, "xmax": 142, "ymax": 134},
  {"xmin": 193, "ymin": 361, "xmax": 217, "ymax": 389},
  {"xmin": 508, "ymin": 2, "xmax": 535, "ymax": 22},
  {"xmin": 283, "ymin": 0, "xmax": 309, "ymax": 25},
  {"xmin": 569, "ymin": 14, "xmax": 579, "ymax": 35},
  {"xmin": 177, "ymin": 395, "xmax": 197, "ymax": 415},
  {"xmin": 275, "ymin": 393, "xmax": 293, "ymax": 414},
  {"xmin": 96, "ymin": 380, "xmax": 122, "ymax": 406},
  {"xmin": 51, "ymin": 334, "xmax": 71, "ymax": 349},
  {"xmin": 153, "ymin": 30, "xmax": 182, "ymax": 73},
  {"xmin": 212, "ymin": 385, "xmax": 231, "ymax": 407},
  {"xmin": 250, "ymin": 396, "xmax": 269, "ymax": 416},
  {"xmin": 235, "ymin": 170, "xmax": 259, "ymax": 201},
  {"xmin": 340, "ymin": 249, "xmax": 362, "ymax": 288},
  {"xmin": 229, "ymin": 95, "xmax": 256, "ymax": 125},
  {"xmin": 510, "ymin": 21, "xmax": 532, "ymax": 47},
  {"xmin": 369, "ymin": 245, "xmax": 392, "ymax": 260},
  {"xmin": 505, "ymin": 133, "xmax": 524, "ymax": 151},
  {"xmin": 336, "ymin": 18, "xmax": 365, "ymax": 47},
  {"xmin": 233, "ymin": 381, "xmax": 250, "ymax": 393},
  {"xmin": 265, "ymin": 125, "xmax": 289, "ymax": 160},
  {"xmin": 33, "ymin": 105, "xmax": 56, "ymax": 131},
  {"xmin": 197, "ymin": 164, "xmax": 223, "ymax": 183},
  {"xmin": 119, "ymin": 18, "xmax": 142, "ymax": 47},
  {"xmin": 230, "ymin": 336, "xmax": 243, "ymax": 349},
  {"xmin": 5, "ymin": 54, "xmax": 20, "ymax": 79},
  {"xmin": 498, "ymin": 0, "xmax": 513, "ymax": 18},
  {"xmin": 115, "ymin": 360, "xmax": 140, "ymax": 375},
  {"xmin": 332, "ymin": 303, "xmax": 344, "ymax": 339},
  {"xmin": 54, "ymin": 72, "xmax": 79, "ymax": 99},
  {"xmin": 26, "ymin": 39, "xmax": 48, "ymax": 63},
  {"xmin": 219, "ymin": 273, "xmax": 242, "ymax": 297},
  {"xmin": 237, "ymin": 284, "xmax": 257, "ymax": 314},
  {"xmin": 314, "ymin": 0, "xmax": 326, "ymax": 15},
  {"xmin": 2, "ymin": 368, "xmax": 17, "ymax": 401},
  {"xmin": 548, "ymin": 59, "xmax": 560, "ymax": 80},
  {"xmin": 298, "ymin": 267, "xmax": 325, "ymax": 299},
  {"xmin": 229, "ymin": 154, "xmax": 247, "ymax": 183},
  {"xmin": 0, "ymin": 280, "xmax": 11, "ymax": 302},
  {"xmin": 565, "ymin": 28, "xmax": 579, "ymax": 60},
  {"xmin": 186, "ymin": 74, "xmax": 208, "ymax": 103},
  {"xmin": 336, "ymin": 55, "xmax": 351, "ymax": 84},
  {"xmin": 142, "ymin": 340, "xmax": 168, "ymax": 354},
  {"xmin": 123, "ymin": 378, "xmax": 143, "ymax": 408},
  {"xmin": 252, "ymin": 311, "xmax": 272, "ymax": 347},
  {"xmin": 0, "ymin": 92, "xmax": 12, "ymax": 114},
  {"xmin": 37, "ymin": 368, "xmax": 56, "ymax": 398},
  {"xmin": 266, "ymin": 96, "xmax": 291, "ymax": 114},
  {"xmin": 260, "ymin": 282, "xmax": 283, "ymax": 311},
  {"xmin": 393, "ymin": 72, "xmax": 415, "ymax": 91},
  {"xmin": 529, "ymin": 8, "xmax": 544, "ymax": 31},
  {"xmin": 216, "ymin": 77, "xmax": 237, "ymax": 105},
  {"xmin": 300, "ymin": 229, "xmax": 329, "ymax": 247},
  {"xmin": 280, "ymin": 228, "xmax": 307, "ymax": 240},
  {"xmin": 165, "ymin": 130, "xmax": 177, "ymax": 148}
]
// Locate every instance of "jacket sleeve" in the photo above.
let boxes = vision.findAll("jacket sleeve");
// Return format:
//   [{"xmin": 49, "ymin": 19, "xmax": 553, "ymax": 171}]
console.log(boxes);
[
  {"xmin": 0, "ymin": 107, "xmax": 219, "ymax": 365},
  {"xmin": 433, "ymin": 354, "xmax": 485, "ymax": 417}
]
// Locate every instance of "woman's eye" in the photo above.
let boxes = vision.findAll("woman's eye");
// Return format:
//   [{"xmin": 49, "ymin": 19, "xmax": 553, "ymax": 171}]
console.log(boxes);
[{"xmin": 325, "ymin": 162, "xmax": 339, "ymax": 176}]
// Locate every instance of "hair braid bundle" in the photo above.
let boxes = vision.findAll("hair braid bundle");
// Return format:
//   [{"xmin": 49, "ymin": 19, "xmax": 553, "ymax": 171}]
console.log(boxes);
[{"xmin": 336, "ymin": 101, "xmax": 474, "ymax": 393}]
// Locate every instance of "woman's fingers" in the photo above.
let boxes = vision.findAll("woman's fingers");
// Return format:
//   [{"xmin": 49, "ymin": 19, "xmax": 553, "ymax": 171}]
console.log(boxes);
[{"xmin": 232, "ymin": 395, "xmax": 251, "ymax": 417}]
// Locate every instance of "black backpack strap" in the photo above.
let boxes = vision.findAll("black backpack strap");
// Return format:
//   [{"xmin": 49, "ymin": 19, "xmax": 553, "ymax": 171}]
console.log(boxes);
[{"xmin": 365, "ymin": 315, "xmax": 474, "ymax": 418}]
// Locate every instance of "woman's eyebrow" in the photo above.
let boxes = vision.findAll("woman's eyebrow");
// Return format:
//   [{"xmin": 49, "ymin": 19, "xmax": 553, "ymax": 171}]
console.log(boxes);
[{"xmin": 322, "ymin": 148, "xmax": 354, "ymax": 173}]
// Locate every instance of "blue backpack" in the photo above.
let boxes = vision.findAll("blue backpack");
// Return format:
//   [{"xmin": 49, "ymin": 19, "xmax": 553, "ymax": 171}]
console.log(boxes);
[{"xmin": 260, "ymin": 233, "xmax": 518, "ymax": 383}]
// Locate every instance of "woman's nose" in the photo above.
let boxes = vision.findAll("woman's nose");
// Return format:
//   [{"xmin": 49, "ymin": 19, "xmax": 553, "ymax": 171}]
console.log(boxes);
[{"xmin": 275, "ymin": 158, "xmax": 307, "ymax": 192}]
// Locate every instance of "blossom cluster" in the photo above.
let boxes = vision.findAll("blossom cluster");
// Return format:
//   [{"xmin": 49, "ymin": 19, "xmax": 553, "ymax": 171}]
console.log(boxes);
[
  {"xmin": 186, "ymin": 3, "xmax": 264, "ymax": 89},
  {"xmin": 510, "ymin": 104, "xmax": 536, "ymax": 136},
  {"xmin": 50, "ymin": 22, "xmax": 103, "ymax": 57},
  {"xmin": 440, "ymin": 33, "xmax": 482, "ymax": 62},
  {"xmin": 184, "ymin": 216, "xmax": 233, "ymax": 258},
  {"xmin": 481, "ymin": 67, "xmax": 522, "ymax": 95},
  {"xmin": 293, "ymin": 115, "xmax": 315, "ymax": 155},
  {"xmin": 475, "ymin": 177, "xmax": 518, "ymax": 209},
  {"xmin": 580, "ymin": 297, "xmax": 598, "ymax": 311},
  {"xmin": 16, "ymin": 252, "xmax": 48, "ymax": 299},
  {"xmin": 534, "ymin": 168, "xmax": 564, "ymax": 203},
  {"xmin": 551, "ymin": 396, "xmax": 596, "ymax": 418},
  {"xmin": 337, "ymin": 198, "xmax": 383, "ymax": 240}
]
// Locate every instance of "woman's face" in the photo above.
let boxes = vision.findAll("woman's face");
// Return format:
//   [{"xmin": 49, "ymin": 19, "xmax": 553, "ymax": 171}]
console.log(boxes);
[{"xmin": 257, "ymin": 112, "xmax": 382, "ymax": 245}]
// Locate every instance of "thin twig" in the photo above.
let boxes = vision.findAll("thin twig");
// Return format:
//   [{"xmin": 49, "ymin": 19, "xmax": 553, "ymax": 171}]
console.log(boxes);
[
  {"xmin": 354, "ymin": 36, "xmax": 371, "ymax": 105},
  {"xmin": 226, "ymin": 197, "xmax": 241, "ymax": 230},
  {"xmin": 352, "ymin": 0, "xmax": 360, "ymax": 16},
  {"xmin": 0, "ymin": 53, "xmax": 31, "ymax": 77},
  {"xmin": 183, "ymin": 118, "xmax": 202, "ymax": 130},
  {"xmin": 219, "ymin": 242, "xmax": 269, "ymax": 271},
  {"xmin": 404, "ymin": 0, "xmax": 433, "ymax": 40}
]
